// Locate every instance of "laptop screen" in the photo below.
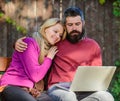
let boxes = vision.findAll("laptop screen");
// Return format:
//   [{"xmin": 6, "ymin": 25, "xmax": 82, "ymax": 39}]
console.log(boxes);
[{"xmin": 70, "ymin": 66, "xmax": 116, "ymax": 92}]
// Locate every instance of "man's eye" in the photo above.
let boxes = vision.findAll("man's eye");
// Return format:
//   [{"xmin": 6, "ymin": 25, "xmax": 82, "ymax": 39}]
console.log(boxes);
[
  {"xmin": 75, "ymin": 22, "xmax": 81, "ymax": 26},
  {"xmin": 67, "ymin": 24, "xmax": 72, "ymax": 26}
]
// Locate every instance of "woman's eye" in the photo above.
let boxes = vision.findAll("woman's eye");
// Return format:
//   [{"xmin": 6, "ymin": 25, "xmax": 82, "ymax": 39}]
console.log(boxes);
[
  {"xmin": 54, "ymin": 31, "xmax": 57, "ymax": 33},
  {"xmin": 60, "ymin": 35, "xmax": 63, "ymax": 38}
]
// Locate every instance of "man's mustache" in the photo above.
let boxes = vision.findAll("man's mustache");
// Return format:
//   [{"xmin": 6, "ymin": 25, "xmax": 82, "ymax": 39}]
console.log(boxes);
[{"xmin": 69, "ymin": 30, "xmax": 81, "ymax": 34}]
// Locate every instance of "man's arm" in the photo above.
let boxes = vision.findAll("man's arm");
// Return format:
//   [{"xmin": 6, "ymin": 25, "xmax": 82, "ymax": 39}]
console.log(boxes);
[
  {"xmin": 15, "ymin": 36, "xmax": 28, "ymax": 52},
  {"xmin": 91, "ymin": 45, "xmax": 102, "ymax": 66}
]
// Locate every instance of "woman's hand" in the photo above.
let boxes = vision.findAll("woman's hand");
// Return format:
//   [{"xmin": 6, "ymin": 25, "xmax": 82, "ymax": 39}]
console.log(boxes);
[
  {"xmin": 29, "ymin": 88, "xmax": 41, "ymax": 98},
  {"xmin": 15, "ymin": 37, "xmax": 27, "ymax": 52},
  {"xmin": 47, "ymin": 46, "xmax": 58, "ymax": 60}
]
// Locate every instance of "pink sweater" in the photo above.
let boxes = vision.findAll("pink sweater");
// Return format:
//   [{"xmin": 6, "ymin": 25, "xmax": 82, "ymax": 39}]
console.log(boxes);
[
  {"xmin": 48, "ymin": 37, "xmax": 102, "ymax": 88},
  {"xmin": 0, "ymin": 37, "xmax": 52, "ymax": 88}
]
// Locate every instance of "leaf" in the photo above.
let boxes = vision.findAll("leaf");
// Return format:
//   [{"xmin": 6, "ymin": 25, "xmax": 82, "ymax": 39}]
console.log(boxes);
[
  {"xmin": 5, "ymin": 17, "xmax": 12, "ymax": 24},
  {"xmin": 0, "ymin": 13, "xmax": 4, "ymax": 18},
  {"xmin": 115, "ymin": 60, "xmax": 120, "ymax": 67},
  {"xmin": 99, "ymin": 0, "xmax": 106, "ymax": 5}
]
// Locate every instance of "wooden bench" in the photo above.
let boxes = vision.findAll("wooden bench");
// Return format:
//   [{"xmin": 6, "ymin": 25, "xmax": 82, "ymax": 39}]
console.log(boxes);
[
  {"xmin": 0, "ymin": 57, "xmax": 12, "ymax": 78},
  {"xmin": 0, "ymin": 57, "xmax": 12, "ymax": 101}
]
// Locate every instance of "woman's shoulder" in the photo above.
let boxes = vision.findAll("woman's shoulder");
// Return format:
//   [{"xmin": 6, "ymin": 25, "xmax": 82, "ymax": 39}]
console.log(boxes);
[
  {"xmin": 23, "ymin": 37, "xmax": 40, "ymax": 51},
  {"xmin": 23, "ymin": 37, "xmax": 39, "ymax": 48},
  {"xmin": 23, "ymin": 37, "xmax": 36, "ymax": 44}
]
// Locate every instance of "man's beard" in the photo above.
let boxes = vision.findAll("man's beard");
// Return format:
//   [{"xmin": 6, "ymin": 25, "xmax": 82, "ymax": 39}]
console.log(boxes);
[{"xmin": 66, "ymin": 28, "xmax": 85, "ymax": 44}]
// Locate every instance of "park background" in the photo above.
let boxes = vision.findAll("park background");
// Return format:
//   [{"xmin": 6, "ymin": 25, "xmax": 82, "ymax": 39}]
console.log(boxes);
[{"xmin": 0, "ymin": 0, "xmax": 120, "ymax": 100}]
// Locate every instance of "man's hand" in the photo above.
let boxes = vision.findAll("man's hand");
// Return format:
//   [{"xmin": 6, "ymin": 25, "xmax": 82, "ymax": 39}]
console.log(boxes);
[{"xmin": 15, "ymin": 36, "xmax": 27, "ymax": 52}]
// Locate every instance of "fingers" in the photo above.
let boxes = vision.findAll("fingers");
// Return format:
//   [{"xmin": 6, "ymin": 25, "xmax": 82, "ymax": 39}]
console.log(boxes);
[
  {"xmin": 15, "ymin": 36, "xmax": 27, "ymax": 52},
  {"xmin": 15, "ymin": 45, "xmax": 26, "ymax": 52},
  {"xmin": 29, "ymin": 88, "xmax": 41, "ymax": 98},
  {"xmin": 47, "ymin": 46, "xmax": 58, "ymax": 59},
  {"xmin": 21, "ymin": 36, "xmax": 26, "ymax": 40},
  {"xmin": 49, "ymin": 46, "xmax": 58, "ymax": 55},
  {"xmin": 18, "ymin": 36, "xmax": 27, "ymax": 46},
  {"xmin": 49, "ymin": 46, "xmax": 58, "ymax": 53}
]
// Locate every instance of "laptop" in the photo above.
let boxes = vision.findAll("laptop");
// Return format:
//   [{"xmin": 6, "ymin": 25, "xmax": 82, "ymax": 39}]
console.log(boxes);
[{"xmin": 69, "ymin": 66, "xmax": 116, "ymax": 92}]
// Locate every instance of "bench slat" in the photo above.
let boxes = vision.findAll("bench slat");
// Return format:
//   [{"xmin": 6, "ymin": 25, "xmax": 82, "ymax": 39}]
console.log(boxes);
[
  {"xmin": 0, "ymin": 57, "xmax": 11, "ymax": 72},
  {"xmin": 0, "ymin": 57, "xmax": 12, "ymax": 80}
]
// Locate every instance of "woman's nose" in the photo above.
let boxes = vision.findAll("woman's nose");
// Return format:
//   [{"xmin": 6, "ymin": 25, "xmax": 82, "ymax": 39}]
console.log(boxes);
[{"xmin": 55, "ymin": 33, "xmax": 61, "ymax": 38}]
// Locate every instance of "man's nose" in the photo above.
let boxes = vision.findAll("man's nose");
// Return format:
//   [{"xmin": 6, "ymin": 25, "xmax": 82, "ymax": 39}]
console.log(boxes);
[{"xmin": 72, "ymin": 25, "xmax": 77, "ymax": 30}]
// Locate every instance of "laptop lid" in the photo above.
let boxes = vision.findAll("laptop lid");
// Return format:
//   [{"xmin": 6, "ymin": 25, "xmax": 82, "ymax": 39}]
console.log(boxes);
[{"xmin": 70, "ymin": 66, "xmax": 116, "ymax": 92}]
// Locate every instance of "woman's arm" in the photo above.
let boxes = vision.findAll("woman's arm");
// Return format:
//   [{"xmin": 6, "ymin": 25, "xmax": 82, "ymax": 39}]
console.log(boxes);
[{"xmin": 17, "ymin": 37, "xmax": 58, "ymax": 83}]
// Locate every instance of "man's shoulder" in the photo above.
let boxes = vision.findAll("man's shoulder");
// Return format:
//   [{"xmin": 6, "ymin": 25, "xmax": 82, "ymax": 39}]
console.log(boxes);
[
  {"xmin": 83, "ymin": 37, "xmax": 100, "ymax": 47},
  {"xmin": 56, "ymin": 39, "xmax": 68, "ymax": 46},
  {"xmin": 84, "ymin": 37, "xmax": 98, "ymax": 44}
]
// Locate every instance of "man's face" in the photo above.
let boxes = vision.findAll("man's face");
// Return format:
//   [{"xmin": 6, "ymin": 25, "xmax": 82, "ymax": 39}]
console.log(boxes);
[{"xmin": 65, "ymin": 15, "xmax": 84, "ymax": 43}]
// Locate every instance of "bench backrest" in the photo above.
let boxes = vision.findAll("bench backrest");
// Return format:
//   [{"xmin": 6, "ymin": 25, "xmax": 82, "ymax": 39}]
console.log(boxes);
[{"xmin": 0, "ymin": 57, "xmax": 12, "ymax": 78}]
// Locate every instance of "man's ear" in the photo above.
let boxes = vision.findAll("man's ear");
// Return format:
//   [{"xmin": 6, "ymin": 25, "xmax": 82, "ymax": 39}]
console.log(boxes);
[{"xmin": 83, "ymin": 21, "xmax": 85, "ymax": 26}]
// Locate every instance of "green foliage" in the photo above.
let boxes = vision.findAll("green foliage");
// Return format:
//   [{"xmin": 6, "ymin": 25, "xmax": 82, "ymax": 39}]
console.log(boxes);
[
  {"xmin": 99, "ymin": 1, "xmax": 120, "ymax": 76},
  {"xmin": 109, "ymin": 60, "xmax": 120, "ymax": 101},
  {"xmin": 0, "ymin": 12, "xmax": 27, "ymax": 34},
  {"xmin": 0, "ymin": 12, "xmax": 4, "ymax": 17},
  {"xmin": 99, "ymin": 0, "xmax": 120, "ymax": 17},
  {"xmin": 113, "ymin": 0, "xmax": 120, "ymax": 17},
  {"xmin": 115, "ymin": 59, "xmax": 120, "ymax": 67},
  {"xmin": 99, "ymin": 0, "xmax": 106, "ymax": 5},
  {"xmin": 5, "ymin": 17, "xmax": 12, "ymax": 24}
]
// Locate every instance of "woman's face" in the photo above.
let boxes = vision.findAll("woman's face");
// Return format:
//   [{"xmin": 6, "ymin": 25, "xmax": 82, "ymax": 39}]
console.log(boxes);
[{"xmin": 45, "ymin": 23, "xmax": 64, "ymax": 45}]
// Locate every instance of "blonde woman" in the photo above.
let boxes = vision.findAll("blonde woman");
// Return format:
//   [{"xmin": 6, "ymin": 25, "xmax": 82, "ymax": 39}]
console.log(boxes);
[{"xmin": 0, "ymin": 18, "xmax": 66, "ymax": 101}]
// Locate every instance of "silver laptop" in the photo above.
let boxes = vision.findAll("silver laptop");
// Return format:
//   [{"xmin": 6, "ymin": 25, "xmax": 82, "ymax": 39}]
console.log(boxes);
[{"xmin": 70, "ymin": 66, "xmax": 116, "ymax": 92}]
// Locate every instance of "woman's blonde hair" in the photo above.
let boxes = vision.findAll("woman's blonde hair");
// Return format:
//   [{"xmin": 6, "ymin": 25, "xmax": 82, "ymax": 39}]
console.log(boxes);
[{"xmin": 32, "ymin": 18, "xmax": 66, "ymax": 64}]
